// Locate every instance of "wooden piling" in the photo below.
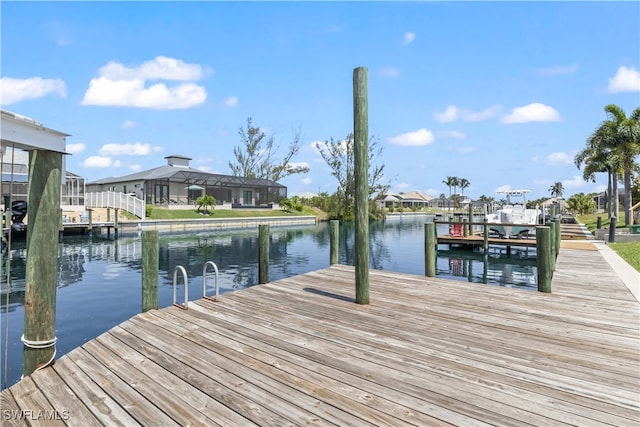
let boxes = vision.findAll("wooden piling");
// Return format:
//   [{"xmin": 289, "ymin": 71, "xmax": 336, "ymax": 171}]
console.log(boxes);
[
  {"xmin": 424, "ymin": 222, "xmax": 436, "ymax": 277},
  {"xmin": 330, "ymin": 220, "xmax": 339, "ymax": 265},
  {"xmin": 548, "ymin": 221, "xmax": 556, "ymax": 271},
  {"xmin": 468, "ymin": 203, "xmax": 474, "ymax": 235},
  {"xmin": 23, "ymin": 150, "xmax": 62, "ymax": 376},
  {"xmin": 353, "ymin": 66, "xmax": 369, "ymax": 305},
  {"xmin": 114, "ymin": 208, "xmax": 119, "ymax": 239},
  {"xmin": 259, "ymin": 224, "xmax": 269, "ymax": 284},
  {"xmin": 483, "ymin": 218, "xmax": 489, "ymax": 253},
  {"xmin": 141, "ymin": 230, "xmax": 159, "ymax": 312},
  {"xmin": 553, "ymin": 218, "xmax": 561, "ymax": 258},
  {"xmin": 536, "ymin": 226, "xmax": 552, "ymax": 293},
  {"xmin": 463, "ymin": 219, "xmax": 469, "ymax": 237},
  {"xmin": 87, "ymin": 208, "xmax": 93, "ymax": 235},
  {"xmin": 596, "ymin": 216, "xmax": 602, "ymax": 229}
]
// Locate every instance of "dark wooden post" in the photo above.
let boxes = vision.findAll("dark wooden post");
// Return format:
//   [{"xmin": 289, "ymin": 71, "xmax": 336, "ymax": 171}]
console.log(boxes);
[
  {"xmin": 483, "ymin": 217, "xmax": 489, "ymax": 253},
  {"xmin": 463, "ymin": 219, "xmax": 469, "ymax": 237},
  {"xmin": 114, "ymin": 208, "xmax": 119, "ymax": 239},
  {"xmin": 330, "ymin": 220, "xmax": 339, "ymax": 265},
  {"xmin": 536, "ymin": 226, "xmax": 552, "ymax": 293},
  {"xmin": 58, "ymin": 208, "xmax": 64, "ymax": 241},
  {"xmin": 468, "ymin": 203, "xmax": 474, "ymax": 235},
  {"xmin": 548, "ymin": 221, "xmax": 556, "ymax": 271},
  {"xmin": 141, "ymin": 230, "xmax": 159, "ymax": 312},
  {"xmin": 553, "ymin": 218, "xmax": 561, "ymax": 258},
  {"xmin": 596, "ymin": 216, "xmax": 602, "ymax": 229},
  {"xmin": 353, "ymin": 66, "xmax": 369, "ymax": 304},
  {"xmin": 259, "ymin": 224, "xmax": 269, "ymax": 284},
  {"xmin": 424, "ymin": 222, "xmax": 436, "ymax": 277},
  {"xmin": 608, "ymin": 217, "xmax": 616, "ymax": 243},
  {"xmin": 23, "ymin": 150, "xmax": 62, "ymax": 376}
]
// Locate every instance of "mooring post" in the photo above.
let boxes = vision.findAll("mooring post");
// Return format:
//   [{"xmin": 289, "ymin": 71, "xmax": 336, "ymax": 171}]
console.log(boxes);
[
  {"xmin": 463, "ymin": 219, "xmax": 469, "ymax": 237},
  {"xmin": 23, "ymin": 150, "xmax": 62, "ymax": 377},
  {"xmin": 58, "ymin": 208, "xmax": 64, "ymax": 241},
  {"xmin": 596, "ymin": 216, "xmax": 602, "ymax": 229},
  {"xmin": 258, "ymin": 224, "xmax": 269, "ymax": 284},
  {"xmin": 424, "ymin": 221, "xmax": 436, "ymax": 277},
  {"xmin": 608, "ymin": 217, "xmax": 616, "ymax": 243},
  {"xmin": 483, "ymin": 217, "xmax": 489, "ymax": 253},
  {"xmin": 553, "ymin": 218, "xmax": 561, "ymax": 259},
  {"xmin": 114, "ymin": 208, "xmax": 119, "ymax": 239},
  {"xmin": 330, "ymin": 220, "xmax": 339, "ymax": 265},
  {"xmin": 87, "ymin": 208, "xmax": 93, "ymax": 235},
  {"xmin": 468, "ymin": 203, "xmax": 474, "ymax": 235},
  {"xmin": 536, "ymin": 226, "xmax": 552, "ymax": 293},
  {"xmin": 353, "ymin": 66, "xmax": 370, "ymax": 304},
  {"xmin": 548, "ymin": 221, "xmax": 557, "ymax": 271},
  {"xmin": 141, "ymin": 229, "xmax": 159, "ymax": 312}
]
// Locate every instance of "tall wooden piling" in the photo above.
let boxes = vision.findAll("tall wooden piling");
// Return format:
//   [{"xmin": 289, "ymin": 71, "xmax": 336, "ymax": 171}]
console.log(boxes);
[
  {"xmin": 424, "ymin": 222, "xmax": 436, "ymax": 277},
  {"xmin": 353, "ymin": 66, "xmax": 370, "ymax": 304},
  {"xmin": 23, "ymin": 150, "xmax": 62, "ymax": 376},
  {"xmin": 483, "ymin": 218, "xmax": 489, "ymax": 253},
  {"xmin": 553, "ymin": 218, "xmax": 562, "ymax": 258},
  {"xmin": 330, "ymin": 220, "xmax": 339, "ymax": 265},
  {"xmin": 259, "ymin": 224, "xmax": 269, "ymax": 284},
  {"xmin": 548, "ymin": 221, "xmax": 557, "ymax": 271},
  {"xmin": 141, "ymin": 230, "xmax": 159, "ymax": 312},
  {"xmin": 608, "ymin": 217, "xmax": 616, "ymax": 243},
  {"xmin": 87, "ymin": 208, "xmax": 93, "ymax": 235},
  {"xmin": 468, "ymin": 203, "xmax": 474, "ymax": 235},
  {"xmin": 114, "ymin": 208, "xmax": 120, "ymax": 239},
  {"xmin": 536, "ymin": 226, "xmax": 552, "ymax": 293}
]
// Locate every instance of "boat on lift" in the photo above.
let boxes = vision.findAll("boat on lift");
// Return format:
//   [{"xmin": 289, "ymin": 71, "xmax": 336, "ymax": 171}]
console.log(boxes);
[{"xmin": 485, "ymin": 189, "xmax": 542, "ymax": 238}]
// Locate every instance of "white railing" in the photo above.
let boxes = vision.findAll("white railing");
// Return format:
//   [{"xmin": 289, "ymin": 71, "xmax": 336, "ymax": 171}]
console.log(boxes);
[{"xmin": 86, "ymin": 192, "xmax": 145, "ymax": 219}]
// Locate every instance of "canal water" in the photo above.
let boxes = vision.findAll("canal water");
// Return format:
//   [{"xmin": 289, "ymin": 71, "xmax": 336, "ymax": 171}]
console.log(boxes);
[{"xmin": 0, "ymin": 215, "xmax": 537, "ymax": 389}]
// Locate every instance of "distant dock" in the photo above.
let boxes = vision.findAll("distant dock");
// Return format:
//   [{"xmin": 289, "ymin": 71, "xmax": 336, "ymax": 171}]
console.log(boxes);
[{"xmin": 1, "ymin": 241, "xmax": 638, "ymax": 425}]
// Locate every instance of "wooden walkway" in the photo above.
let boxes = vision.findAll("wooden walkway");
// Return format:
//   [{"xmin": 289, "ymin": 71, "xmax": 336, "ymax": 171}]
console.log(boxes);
[{"xmin": 2, "ymin": 247, "xmax": 639, "ymax": 426}]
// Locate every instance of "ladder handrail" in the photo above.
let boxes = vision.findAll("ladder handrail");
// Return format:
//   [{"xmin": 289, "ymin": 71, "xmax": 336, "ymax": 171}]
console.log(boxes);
[
  {"xmin": 202, "ymin": 261, "xmax": 219, "ymax": 302},
  {"xmin": 172, "ymin": 266, "xmax": 188, "ymax": 310}
]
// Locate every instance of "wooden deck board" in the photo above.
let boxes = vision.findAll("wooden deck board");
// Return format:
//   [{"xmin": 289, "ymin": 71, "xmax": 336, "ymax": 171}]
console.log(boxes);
[{"xmin": 2, "ymin": 246, "xmax": 638, "ymax": 426}]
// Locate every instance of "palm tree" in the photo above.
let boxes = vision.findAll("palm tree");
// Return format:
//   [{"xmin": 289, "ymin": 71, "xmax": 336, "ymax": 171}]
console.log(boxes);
[
  {"xmin": 451, "ymin": 176, "xmax": 460, "ymax": 196},
  {"xmin": 442, "ymin": 176, "xmax": 456, "ymax": 197},
  {"xmin": 575, "ymin": 104, "xmax": 640, "ymax": 223},
  {"xmin": 459, "ymin": 178, "xmax": 470, "ymax": 196},
  {"xmin": 603, "ymin": 105, "xmax": 640, "ymax": 225},
  {"xmin": 548, "ymin": 182, "xmax": 565, "ymax": 199}
]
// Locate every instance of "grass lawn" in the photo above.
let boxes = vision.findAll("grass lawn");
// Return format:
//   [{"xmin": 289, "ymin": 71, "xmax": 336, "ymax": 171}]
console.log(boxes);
[
  {"xmin": 577, "ymin": 213, "xmax": 640, "ymax": 272},
  {"xmin": 144, "ymin": 206, "xmax": 318, "ymax": 220}
]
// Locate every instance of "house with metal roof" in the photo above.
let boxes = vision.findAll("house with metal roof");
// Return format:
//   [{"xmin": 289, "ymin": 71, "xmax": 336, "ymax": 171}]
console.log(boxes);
[{"xmin": 85, "ymin": 155, "xmax": 287, "ymax": 208}]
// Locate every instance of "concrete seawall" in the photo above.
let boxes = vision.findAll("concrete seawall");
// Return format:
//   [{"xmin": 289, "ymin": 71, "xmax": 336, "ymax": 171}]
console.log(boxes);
[{"xmin": 118, "ymin": 215, "xmax": 319, "ymax": 236}]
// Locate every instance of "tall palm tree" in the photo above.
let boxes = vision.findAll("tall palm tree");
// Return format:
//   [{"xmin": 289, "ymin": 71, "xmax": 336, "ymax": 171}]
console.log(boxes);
[
  {"xmin": 603, "ymin": 104, "xmax": 640, "ymax": 225},
  {"xmin": 576, "ymin": 104, "xmax": 639, "ymax": 223},
  {"xmin": 451, "ymin": 176, "xmax": 460, "ymax": 196},
  {"xmin": 442, "ymin": 176, "xmax": 455, "ymax": 197},
  {"xmin": 459, "ymin": 178, "xmax": 470, "ymax": 196},
  {"xmin": 548, "ymin": 182, "xmax": 565, "ymax": 199}
]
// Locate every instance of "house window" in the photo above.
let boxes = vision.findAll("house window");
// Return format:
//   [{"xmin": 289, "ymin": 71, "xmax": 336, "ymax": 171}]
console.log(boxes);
[{"xmin": 243, "ymin": 190, "xmax": 252, "ymax": 205}]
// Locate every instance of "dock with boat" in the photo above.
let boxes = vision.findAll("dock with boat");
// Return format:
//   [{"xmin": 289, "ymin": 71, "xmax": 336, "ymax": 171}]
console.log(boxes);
[{"xmin": 2, "ymin": 241, "xmax": 638, "ymax": 426}]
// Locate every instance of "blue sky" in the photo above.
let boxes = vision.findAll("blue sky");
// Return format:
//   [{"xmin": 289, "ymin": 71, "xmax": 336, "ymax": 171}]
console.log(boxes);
[{"xmin": 1, "ymin": 1, "xmax": 639, "ymax": 200}]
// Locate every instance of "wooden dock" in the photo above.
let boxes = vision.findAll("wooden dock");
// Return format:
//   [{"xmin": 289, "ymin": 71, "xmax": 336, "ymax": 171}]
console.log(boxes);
[{"xmin": 2, "ymin": 245, "xmax": 638, "ymax": 426}]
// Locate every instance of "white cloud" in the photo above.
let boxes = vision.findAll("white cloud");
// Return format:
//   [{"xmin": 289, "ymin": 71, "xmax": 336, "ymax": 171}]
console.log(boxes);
[
  {"xmin": 545, "ymin": 151, "xmax": 573, "ymax": 165},
  {"xmin": 502, "ymin": 103, "xmax": 561, "ymax": 124},
  {"xmin": 378, "ymin": 67, "xmax": 400, "ymax": 78},
  {"xmin": 301, "ymin": 177, "xmax": 312, "ymax": 185},
  {"xmin": 535, "ymin": 64, "xmax": 578, "ymax": 76},
  {"xmin": 396, "ymin": 182, "xmax": 411, "ymax": 190},
  {"xmin": 607, "ymin": 66, "xmax": 640, "ymax": 93},
  {"xmin": 122, "ymin": 120, "xmax": 137, "ymax": 129},
  {"xmin": 98, "ymin": 56, "xmax": 209, "ymax": 81},
  {"xmin": 388, "ymin": 128, "xmax": 435, "ymax": 146},
  {"xmin": 0, "ymin": 77, "xmax": 66, "ymax": 105},
  {"xmin": 99, "ymin": 142, "xmax": 155, "ymax": 156},
  {"xmin": 438, "ymin": 130, "xmax": 466, "ymax": 139},
  {"xmin": 403, "ymin": 32, "xmax": 416, "ymax": 45},
  {"xmin": 82, "ymin": 156, "xmax": 121, "ymax": 168},
  {"xmin": 129, "ymin": 164, "xmax": 142, "ymax": 171},
  {"xmin": 224, "ymin": 96, "xmax": 239, "ymax": 108},
  {"xmin": 196, "ymin": 166, "xmax": 213, "ymax": 173},
  {"xmin": 563, "ymin": 175, "xmax": 586, "ymax": 189},
  {"xmin": 81, "ymin": 56, "xmax": 209, "ymax": 109},
  {"xmin": 434, "ymin": 105, "xmax": 458, "ymax": 123},
  {"xmin": 434, "ymin": 105, "xmax": 501, "ymax": 123},
  {"xmin": 65, "ymin": 143, "xmax": 85, "ymax": 154}
]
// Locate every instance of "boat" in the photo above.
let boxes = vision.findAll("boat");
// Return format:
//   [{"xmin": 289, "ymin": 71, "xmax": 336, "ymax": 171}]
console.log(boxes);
[{"xmin": 485, "ymin": 189, "xmax": 543, "ymax": 238}]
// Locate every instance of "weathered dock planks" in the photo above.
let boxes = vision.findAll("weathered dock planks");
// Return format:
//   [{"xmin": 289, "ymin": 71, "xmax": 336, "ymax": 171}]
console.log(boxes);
[{"xmin": 2, "ymin": 246, "xmax": 638, "ymax": 426}]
